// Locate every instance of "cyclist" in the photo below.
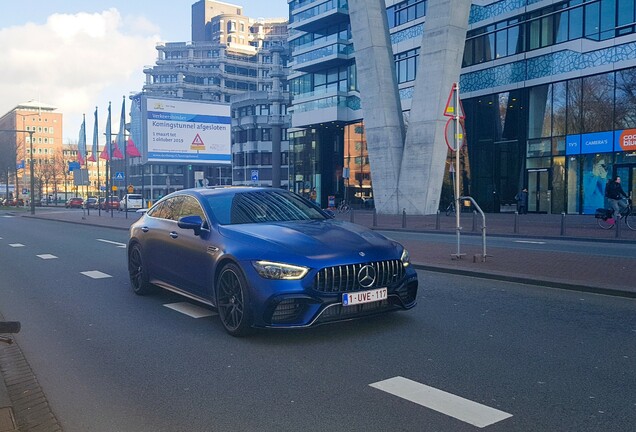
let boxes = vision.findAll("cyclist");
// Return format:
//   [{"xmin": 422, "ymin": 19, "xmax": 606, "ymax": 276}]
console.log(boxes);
[{"xmin": 604, "ymin": 176, "xmax": 629, "ymax": 219}]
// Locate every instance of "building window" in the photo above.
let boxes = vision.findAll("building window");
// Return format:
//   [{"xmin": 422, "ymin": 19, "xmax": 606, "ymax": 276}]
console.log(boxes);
[{"xmin": 394, "ymin": 48, "xmax": 419, "ymax": 84}]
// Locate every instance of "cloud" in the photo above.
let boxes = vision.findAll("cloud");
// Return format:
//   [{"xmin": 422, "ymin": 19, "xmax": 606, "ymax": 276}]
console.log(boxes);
[{"xmin": 0, "ymin": 8, "xmax": 160, "ymax": 141}]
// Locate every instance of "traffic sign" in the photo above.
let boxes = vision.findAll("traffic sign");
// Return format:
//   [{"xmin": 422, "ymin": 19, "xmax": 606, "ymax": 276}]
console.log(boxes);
[
  {"xmin": 127, "ymin": 185, "xmax": 134, "ymax": 193},
  {"xmin": 444, "ymin": 118, "xmax": 466, "ymax": 152},
  {"xmin": 112, "ymin": 186, "xmax": 118, "ymax": 191},
  {"xmin": 444, "ymin": 82, "xmax": 465, "ymax": 119},
  {"xmin": 114, "ymin": 172, "xmax": 125, "ymax": 180},
  {"xmin": 251, "ymin": 170, "xmax": 259, "ymax": 182}
]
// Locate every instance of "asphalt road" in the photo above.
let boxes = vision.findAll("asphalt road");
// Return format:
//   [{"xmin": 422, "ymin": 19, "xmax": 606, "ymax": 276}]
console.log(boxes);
[{"xmin": 1, "ymin": 216, "xmax": 635, "ymax": 431}]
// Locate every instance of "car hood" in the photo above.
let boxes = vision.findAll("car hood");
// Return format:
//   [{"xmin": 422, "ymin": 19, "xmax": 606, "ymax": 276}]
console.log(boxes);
[{"xmin": 218, "ymin": 219, "xmax": 402, "ymax": 264}]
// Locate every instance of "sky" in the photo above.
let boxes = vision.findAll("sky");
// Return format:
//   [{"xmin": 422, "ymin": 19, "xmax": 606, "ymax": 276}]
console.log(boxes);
[{"xmin": 0, "ymin": 0, "xmax": 289, "ymax": 142}]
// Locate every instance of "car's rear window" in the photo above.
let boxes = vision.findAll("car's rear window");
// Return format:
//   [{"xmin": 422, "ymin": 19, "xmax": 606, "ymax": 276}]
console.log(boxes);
[
  {"xmin": 127, "ymin": 195, "xmax": 142, "ymax": 200},
  {"xmin": 205, "ymin": 191, "xmax": 326, "ymax": 225}
]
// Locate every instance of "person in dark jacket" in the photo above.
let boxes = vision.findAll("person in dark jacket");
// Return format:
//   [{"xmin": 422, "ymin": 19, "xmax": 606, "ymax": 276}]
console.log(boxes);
[
  {"xmin": 515, "ymin": 188, "xmax": 528, "ymax": 214},
  {"xmin": 604, "ymin": 176, "xmax": 629, "ymax": 219}
]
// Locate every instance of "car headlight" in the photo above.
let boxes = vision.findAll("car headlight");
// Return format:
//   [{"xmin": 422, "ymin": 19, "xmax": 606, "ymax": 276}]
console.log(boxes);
[
  {"xmin": 252, "ymin": 261, "xmax": 309, "ymax": 280},
  {"xmin": 400, "ymin": 248, "xmax": 411, "ymax": 267}
]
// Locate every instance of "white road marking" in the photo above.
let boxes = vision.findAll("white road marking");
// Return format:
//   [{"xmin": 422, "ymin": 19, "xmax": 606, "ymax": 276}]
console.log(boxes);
[
  {"xmin": 37, "ymin": 254, "xmax": 58, "ymax": 260},
  {"xmin": 2, "ymin": 215, "xmax": 14, "ymax": 218},
  {"xmin": 514, "ymin": 240, "xmax": 546, "ymax": 244},
  {"xmin": 9, "ymin": 243, "xmax": 25, "ymax": 247},
  {"xmin": 164, "ymin": 302, "xmax": 216, "ymax": 318},
  {"xmin": 369, "ymin": 376, "xmax": 513, "ymax": 428},
  {"xmin": 97, "ymin": 239, "xmax": 127, "ymax": 248},
  {"xmin": 81, "ymin": 271, "xmax": 112, "ymax": 279}
]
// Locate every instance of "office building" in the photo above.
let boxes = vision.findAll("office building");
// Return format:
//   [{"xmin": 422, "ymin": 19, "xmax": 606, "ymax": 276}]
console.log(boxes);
[{"xmin": 287, "ymin": 0, "xmax": 636, "ymax": 214}]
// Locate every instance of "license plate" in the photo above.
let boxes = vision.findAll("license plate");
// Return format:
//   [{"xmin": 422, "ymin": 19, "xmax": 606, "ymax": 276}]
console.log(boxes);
[{"xmin": 343, "ymin": 288, "xmax": 388, "ymax": 306}]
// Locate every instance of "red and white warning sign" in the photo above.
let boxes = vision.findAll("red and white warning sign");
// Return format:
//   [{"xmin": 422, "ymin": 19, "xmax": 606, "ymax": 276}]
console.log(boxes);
[{"xmin": 191, "ymin": 134, "xmax": 205, "ymax": 151}]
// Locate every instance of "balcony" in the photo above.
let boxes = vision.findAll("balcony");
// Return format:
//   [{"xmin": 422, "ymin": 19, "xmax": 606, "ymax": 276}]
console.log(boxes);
[
  {"xmin": 289, "ymin": 0, "xmax": 349, "ymax": 33},
  {"xmin": 291, "ymin": 41, "xmax": 353, "ymax": 72}
]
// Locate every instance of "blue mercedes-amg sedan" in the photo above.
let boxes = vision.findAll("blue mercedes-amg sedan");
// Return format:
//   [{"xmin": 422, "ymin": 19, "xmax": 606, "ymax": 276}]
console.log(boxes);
[{"xmin": 127, "ymin": 187, "xmax": 418, "ymax": 336}]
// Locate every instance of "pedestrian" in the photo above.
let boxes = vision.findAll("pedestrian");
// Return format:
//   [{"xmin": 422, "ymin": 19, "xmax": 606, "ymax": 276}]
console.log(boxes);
[
  {"xmin": 310, "ymin": 187, "xmax": 317, "ymax": 203},
  {"xmin": 604, "ymin": 176, "xmax": 629, "ymax": 219},
  {"xmin": 515, "ymin": 188, "xmax": 528, "ymax": 214}
]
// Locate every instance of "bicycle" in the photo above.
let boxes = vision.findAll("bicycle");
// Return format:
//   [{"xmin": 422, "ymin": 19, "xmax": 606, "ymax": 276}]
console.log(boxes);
[
  {"xmin": 337, "ymin": 200, "xmax": 351, "ymax": 214},
  {"xmin": 444, "ymin": 200, "xmax": 456, "ymax": 216},
  {"xmin": 596, "ymin": 199, "xmax": 635, "ymax": 230},
  {"xmin": 0, "ymin": 321, "xmax": 21, "ymax": 345}
]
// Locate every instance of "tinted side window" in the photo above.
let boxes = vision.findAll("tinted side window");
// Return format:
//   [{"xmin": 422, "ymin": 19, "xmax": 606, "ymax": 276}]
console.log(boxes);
[
  {"xmin": 148, "ymin": 197, "xmax": 183, "ymax": 221},
  {"xmin": 179, "ymin": 196, "xmax": 206, "ymax": 219}
]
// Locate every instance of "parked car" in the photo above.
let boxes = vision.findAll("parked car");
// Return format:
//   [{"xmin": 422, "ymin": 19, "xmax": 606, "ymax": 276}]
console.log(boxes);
[
  {"xmin": 99, "ymin": 196, "xmax": 120, "ymax": 210},
  {"xmin": 120, "ymin": 194, "xmax": 143, "ymax": 211},
  {"xmin": 83, "ymin": 197, "xmax": 99, "ymax": 209},
  {"xmin": 127, "ymin": 187, "xmax": 418, "ymax": 336},
  {"xmin": 65, "ymin": 197, "xmax": 84, "ymax": 208}
]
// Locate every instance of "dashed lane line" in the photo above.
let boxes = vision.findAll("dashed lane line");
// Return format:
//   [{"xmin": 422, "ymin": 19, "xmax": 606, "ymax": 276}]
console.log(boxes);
[
  {"xmin": 81, "ymin": 270, "xmax": 112, "ymax": 279},
  {"xmin": 514, "ymin": 240, "xmax": 547, "ymax": 244},
  {"xmin": 9, "ymin": 243, "xmax": 25, "ymax": 247},
  {"xmin": 164, "ymin": 302, "xmax": 216, "ymax": 318},
  {"xmin": 97, "ymin": 238, "xmax": 127, "ymax": 248},
  {"xmin": 37, "ymin": 254, "xmax": 58, "ymax": 260},
  {"xmin": 370, "ymin": 376, "xmax": 513, "ymax": 428}
]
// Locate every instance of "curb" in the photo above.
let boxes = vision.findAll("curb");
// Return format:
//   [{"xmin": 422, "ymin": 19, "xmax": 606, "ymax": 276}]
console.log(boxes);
[{"xmin": 412, "ymin": 262, "xmax": 636, "ymax": 299}]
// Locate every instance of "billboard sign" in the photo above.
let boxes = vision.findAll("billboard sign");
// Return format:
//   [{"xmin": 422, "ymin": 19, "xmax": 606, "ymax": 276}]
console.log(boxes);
[
  {"xmin": 580, "ymin": 131, "xmax": 613, "ymax": 154},
  {"xmin": 614, "ymin": 129, "xmax": 636, "ymax": 152},
  {"xmin": 141, "ymin": 96, "xmax": 231, "ymax": 164}
]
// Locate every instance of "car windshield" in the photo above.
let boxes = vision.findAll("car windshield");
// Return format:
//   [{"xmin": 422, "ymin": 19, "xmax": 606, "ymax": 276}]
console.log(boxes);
[{"xmin": 205, "ymin": 190, "xmax": 327, "ymax": 225}]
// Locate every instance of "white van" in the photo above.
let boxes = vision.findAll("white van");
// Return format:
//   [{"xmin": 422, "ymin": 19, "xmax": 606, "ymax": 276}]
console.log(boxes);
[{"xmin": 120, "ymin": 194, "xmax": 143, "ymax": 211}]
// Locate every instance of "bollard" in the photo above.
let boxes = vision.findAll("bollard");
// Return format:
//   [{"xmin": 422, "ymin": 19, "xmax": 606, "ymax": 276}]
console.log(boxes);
[
  {"xmin": 560, "ymin": 212, "xmax": 566, "ymax": 236},
  {"xmin": 615, "ymin": 215, "xmax": 621, "ymax": 238},
  {"xmin": 373, "ymin": 209, "xmax": 377, "ymax": 227},
  {"xmin": 402, "ymin": 209, "xmax": 406, "ymax": 228},
  {"xmin": 350, "ymin": 208, "xmax": 355, "ymax": 223},
  {"xmin": 514, "ymin": 211, "xmax": 519, "ymax": 233},
  {"xmin": 472, "ymin": 210, "xmax": 476, "ymax": 232},
  {"xmin": 436, "ymin": 210, "xmax": 441, "ymax": 230}
]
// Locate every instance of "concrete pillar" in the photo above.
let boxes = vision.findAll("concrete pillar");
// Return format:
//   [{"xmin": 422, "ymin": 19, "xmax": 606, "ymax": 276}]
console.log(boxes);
[
  {"xmin": 349, "ymin": 0, "xmax": 405, "ymax": 214},
  {"xmin": 399, "ymin": 0, "xmax": 471, "ymax": 215}
]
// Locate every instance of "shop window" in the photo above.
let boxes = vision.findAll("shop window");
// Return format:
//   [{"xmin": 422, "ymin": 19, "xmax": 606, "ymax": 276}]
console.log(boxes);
[{"xmin": 582, "ymin": 72, "xmax": 614, "ymax": 133}]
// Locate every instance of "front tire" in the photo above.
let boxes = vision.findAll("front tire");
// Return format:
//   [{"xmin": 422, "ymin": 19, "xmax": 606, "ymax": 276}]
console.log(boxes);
[
  {"xmin": 216, "ymin": 263, "xmax": 253, "ymax": 336},
  {"xmin": 128, "ymin": 243, "xmax": 155, "ymax": 295},
  {"xmin": 625, "ymin": 212, "xmax": 636, "ymax": 230}
]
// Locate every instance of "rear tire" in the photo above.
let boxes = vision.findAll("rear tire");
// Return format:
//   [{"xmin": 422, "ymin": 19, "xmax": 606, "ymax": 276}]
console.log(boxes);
[
  {"xmin": 216, "ymin": 263, "xmax": 253, "ymax": 337},
  {"xmin": 128, "ymin": 243, "xmax": 155, "ymax": 295}
]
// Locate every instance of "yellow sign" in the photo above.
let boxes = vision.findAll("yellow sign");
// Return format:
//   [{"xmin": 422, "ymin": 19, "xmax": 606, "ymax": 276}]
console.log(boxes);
[
  {"xmin": 127, "ymin": 185, "xmax": 134, "ymax": 193},
  {"xmin": 112, "ymin": 185, "xmax": 118, "ymax": 191}
]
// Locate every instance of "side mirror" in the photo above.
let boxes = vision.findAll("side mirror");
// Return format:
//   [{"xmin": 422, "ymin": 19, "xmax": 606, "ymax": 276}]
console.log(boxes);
[
  {"xmin": 178, "ymin": 215, "xmax": 204, "ymax": 236},
  {"xmin": 323, "ymin": 209, "xmax": 336, "ymax": 219}
]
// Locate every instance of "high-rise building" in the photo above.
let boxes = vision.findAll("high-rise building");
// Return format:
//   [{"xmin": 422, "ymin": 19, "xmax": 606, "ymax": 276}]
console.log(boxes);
[
  {"xmin": 287, "ymin": 0, "xmax": 636, "ymax": 214},
  {"xmin": 0, "ymin": 101, "xmax": 64, "ymax": 203},
  {"xmin": 135, "ymin": 0, "xmax": 290, "ymax": 200}
]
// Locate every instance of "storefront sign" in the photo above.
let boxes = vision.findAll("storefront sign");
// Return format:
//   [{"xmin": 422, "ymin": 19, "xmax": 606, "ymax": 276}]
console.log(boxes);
[
  {"xmin": 614, "ymin": 129, "xmax": 636, "ymax": 152},
  {"xmin": 566, "ymin": 135, "xmax": 581, "ymax": 155},
  {"xmin": 581, "ymin": 131, "xmax": 613, "ymax": 154}
]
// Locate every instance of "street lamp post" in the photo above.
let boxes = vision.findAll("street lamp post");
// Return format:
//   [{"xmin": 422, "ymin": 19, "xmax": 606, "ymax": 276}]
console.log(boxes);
[{"xmin": 0, "ymin": 129, "xmax": 35, "ymax": 214}]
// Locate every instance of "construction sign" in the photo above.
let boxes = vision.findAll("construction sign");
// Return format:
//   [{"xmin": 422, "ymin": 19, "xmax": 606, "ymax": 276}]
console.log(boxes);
[{"xmin": 191, "ymin": 134, "xmax": 205, "ymax": 151}]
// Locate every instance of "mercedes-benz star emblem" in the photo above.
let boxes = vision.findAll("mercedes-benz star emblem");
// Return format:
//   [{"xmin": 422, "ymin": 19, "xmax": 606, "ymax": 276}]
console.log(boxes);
[{"xmin": 357, "ymin": 265, "xmax": 376, "ymax": 288}]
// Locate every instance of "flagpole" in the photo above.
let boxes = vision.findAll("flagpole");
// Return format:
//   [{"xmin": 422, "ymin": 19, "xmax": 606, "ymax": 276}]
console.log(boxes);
[
  {"xmin": 122, "ymin": 96, "xmax": 128, "ymax": 220},
  {"xmin": 95, "ymin": 106, "xmax": 101, "ymax": 216}
]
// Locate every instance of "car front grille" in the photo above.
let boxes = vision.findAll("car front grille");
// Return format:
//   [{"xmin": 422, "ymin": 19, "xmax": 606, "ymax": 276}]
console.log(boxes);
[
  {"xmin": 313, "ymin": 259, "xmax": 404, "ymax": 293},
  {"xmin": 271, "ymin": 298, "xmax": 305, "ymax": 324}
]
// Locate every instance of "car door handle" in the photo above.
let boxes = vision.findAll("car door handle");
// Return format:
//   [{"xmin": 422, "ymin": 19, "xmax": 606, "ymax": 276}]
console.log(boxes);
[
  {"xmin": 141, "ymin": 227, "xmax": 149, "ymax": 232},
  {"xmin": 169, "ymin": 232, "xmax": 178, "ymax": 239}
]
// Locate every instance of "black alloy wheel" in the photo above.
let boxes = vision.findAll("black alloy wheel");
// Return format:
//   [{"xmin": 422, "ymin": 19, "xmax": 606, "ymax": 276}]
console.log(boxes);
[
  {"xmin": 128, "ymin": 243, "xmax": 154, "ymax": 295},
  {"xmin": 216, "ymin": 263, "xmax": 252, "ymax": 336}
]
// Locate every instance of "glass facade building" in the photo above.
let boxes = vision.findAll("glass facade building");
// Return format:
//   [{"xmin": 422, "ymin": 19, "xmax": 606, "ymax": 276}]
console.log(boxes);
[{"xmin": 288, "ymin": 0, "xmax": 636, "ymax": 213}]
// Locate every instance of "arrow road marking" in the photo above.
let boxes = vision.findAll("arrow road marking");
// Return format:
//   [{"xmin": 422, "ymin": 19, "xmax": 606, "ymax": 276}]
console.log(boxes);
[
  {"xmin": 370, "ymin": 376, "xmax": 512, "ymax": 428},
  {"xmin": 164, "ymin": 302, "xmax": 216, "ymax": 318},
  {"xmin": 97, "ymin": 239, "xmax": 127, "ymax": 248}
]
